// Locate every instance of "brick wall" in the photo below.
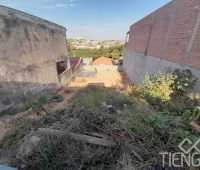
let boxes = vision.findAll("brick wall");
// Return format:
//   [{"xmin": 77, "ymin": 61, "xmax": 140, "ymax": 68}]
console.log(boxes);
[{"xmin": 125, "ymin": 0, "xmax": 200, "ymax": 69}]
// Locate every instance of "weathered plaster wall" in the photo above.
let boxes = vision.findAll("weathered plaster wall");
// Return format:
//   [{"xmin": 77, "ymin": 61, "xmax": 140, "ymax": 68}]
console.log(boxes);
[
  {"xmin": 123, "ymin": 49, "xmax": 200, "ymax": 92},
  {"xmin": 0, "ymin": 6, "xmax": 69, "ymax": 114}
]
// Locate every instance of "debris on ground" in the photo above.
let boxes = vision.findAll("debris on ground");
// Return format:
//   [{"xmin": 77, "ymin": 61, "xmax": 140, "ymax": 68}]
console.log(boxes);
[{"xmin": 0, "ymin": 70, "xmax": 199, "ymax": 169}]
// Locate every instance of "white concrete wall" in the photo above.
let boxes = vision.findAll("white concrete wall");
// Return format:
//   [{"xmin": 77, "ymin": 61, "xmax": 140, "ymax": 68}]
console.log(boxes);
[
  {"xmin": 83, "ymin": 58, "xmax": 93, "ymax": 65},
  {"xmin": 83, "ymin": 65, "xmax": 118, "ymax": 72},
  {"xmin": 123, "ymin": 49, "xmax": 200, "ymax": 92}
]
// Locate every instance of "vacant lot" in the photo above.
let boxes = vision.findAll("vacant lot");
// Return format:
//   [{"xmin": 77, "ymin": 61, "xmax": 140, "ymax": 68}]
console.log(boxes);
[{"xmin": 0, "ymin": 69, "xmax": 199, "ymax": 170}]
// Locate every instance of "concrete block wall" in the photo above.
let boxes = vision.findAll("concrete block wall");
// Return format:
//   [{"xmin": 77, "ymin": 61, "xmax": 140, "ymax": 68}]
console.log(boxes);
[
  {"xmin": 123, "ymin": 49, "xmax": 200, "ymax": 92},
  {"xmin": 124, "ymin": 0, "xmax": 200, "ymax": 92},
  {"xmin": 0, "ymin": 6, "xmax": 70, "ymax": 114}
]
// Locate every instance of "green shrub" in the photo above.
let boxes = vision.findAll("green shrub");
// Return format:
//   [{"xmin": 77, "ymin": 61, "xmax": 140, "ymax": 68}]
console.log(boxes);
[
  {"xmin": 142, "ymin": 69, "xmax": 198, "ymax": 101},
  {"xmin": 139, "ymin": 70, "xmax": 199, "ymax": 115},
  {"xmin": 143, "ymin": 72, "xmax": 175, "ymax": 101},
  {"xmin": 143, "ymin": 113, "xmax": 198, "ymax": 151},
  {"xmin": 70, "ymin": 45, "xmax": 123, "ymax": 59},
  {"xmin": 171, "ymin": 69, "xmax": 198, "ymax": 94},
  {"xmin": 144, "ymin": 113, "xmax": 173, "ymax": 135}
]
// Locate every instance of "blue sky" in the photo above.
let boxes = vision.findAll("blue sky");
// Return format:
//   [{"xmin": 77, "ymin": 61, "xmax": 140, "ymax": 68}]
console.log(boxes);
[{"xmin": 0, "ymin": 0, "xmax": 171, "ymax": 40}]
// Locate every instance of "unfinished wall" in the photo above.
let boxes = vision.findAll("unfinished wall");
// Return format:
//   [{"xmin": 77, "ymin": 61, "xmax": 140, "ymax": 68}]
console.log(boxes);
[
  {"xmin": 0, "ymin": 6, "xmax": 69, "ymax": 114},
  {"xmin": 123, "ymin": 49, "xmax": 200, "ymax": 92},
  {"xmin": 124, "ymin": 0, "xmax": 200, "ymax": 91}
]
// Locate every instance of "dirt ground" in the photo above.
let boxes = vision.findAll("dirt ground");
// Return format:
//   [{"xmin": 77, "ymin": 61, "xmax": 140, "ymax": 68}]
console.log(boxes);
[
  {"xmin": 0, "ymin": 69, "xmax": 130, "ymax": 140},
  {"xmin": 44, "ymin": 69, "xmax": 130, "ymax": 114},
  {"xmin": 69, "ymin": 70, "xmax": 130, "ymax": 88}
]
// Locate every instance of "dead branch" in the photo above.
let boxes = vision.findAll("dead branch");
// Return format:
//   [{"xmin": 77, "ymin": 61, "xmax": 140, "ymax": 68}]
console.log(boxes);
[
  {"xmin": 90, "ymin": 123, "xmax": 144, "ymax": 162},
  {"xmin": 190, "ymin": 121, "xmax": 200, "ymax": 133},
  {"xmin": 37, "ymin": 128, "xmax": 116, "ymax": 147}
]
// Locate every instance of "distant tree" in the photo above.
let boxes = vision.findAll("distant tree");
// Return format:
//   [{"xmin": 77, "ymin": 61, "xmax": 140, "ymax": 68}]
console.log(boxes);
[{"xmin": 68, "ymin": 44, "xmax": 123, "ymax": 59}]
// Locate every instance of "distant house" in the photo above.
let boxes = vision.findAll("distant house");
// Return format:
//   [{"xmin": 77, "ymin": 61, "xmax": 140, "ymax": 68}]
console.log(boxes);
[
  {"xmin": 75, "ymin": 45, "xmax": 101, "ymax": 49},
  {"xmin": 83, "ymin": 58, "xmax": 93, "ymax": 65},
  {"xmin": 123, "ymin": 0, "xmax": 200, "ymax": 92},
  {"xmin": 93, "ymin": 56, "xmax": 113, "ymax": 66}
]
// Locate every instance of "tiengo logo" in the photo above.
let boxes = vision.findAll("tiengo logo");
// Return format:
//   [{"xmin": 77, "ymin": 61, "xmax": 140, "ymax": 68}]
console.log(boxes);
[{"xmin": 159, "ymin": 138, "xmax": 200, "ymax": 168}]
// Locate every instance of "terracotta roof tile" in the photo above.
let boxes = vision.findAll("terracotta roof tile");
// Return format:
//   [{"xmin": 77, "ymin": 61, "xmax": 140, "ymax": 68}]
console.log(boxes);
[{"xmin": 93, "ymin": 56, "xmax": 113, "ymax": 65}]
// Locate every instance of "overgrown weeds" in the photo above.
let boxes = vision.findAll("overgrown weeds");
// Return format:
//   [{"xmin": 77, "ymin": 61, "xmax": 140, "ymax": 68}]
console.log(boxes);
[
  {"xmin": 16, "ymin": 135, "xmax": 116, "ymax": 170},
  {"xmin": 128, "ymin": 69, "xmax": 200, "ymax": 115},
  {"xmin": 0, "ymin": 69, "xmax": 199, "ymax": 169},
  {"xmin": 0, "ymin": 109, "xmax": 66, "ymax": 152},
  {"xmin": 26, "ymin": 95, "xmax": 64, "ymax": 115}
]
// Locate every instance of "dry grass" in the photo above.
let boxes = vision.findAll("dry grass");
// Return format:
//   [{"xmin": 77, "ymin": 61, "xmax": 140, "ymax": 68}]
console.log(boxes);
[{"xmin": 0, "ymin": 86, "xmax": 199, "ymax": 169}]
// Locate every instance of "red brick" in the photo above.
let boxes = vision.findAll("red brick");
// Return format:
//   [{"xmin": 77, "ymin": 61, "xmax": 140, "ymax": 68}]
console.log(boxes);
[{"xmin": 126, "ymin": 0, "xmax": 200, "ymax": 69}]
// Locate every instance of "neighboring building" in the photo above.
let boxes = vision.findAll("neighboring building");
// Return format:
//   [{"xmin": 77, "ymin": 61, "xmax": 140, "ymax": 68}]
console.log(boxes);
[
  {"xmin": 83, "ymin": 58, "xmax": 93, "ymax": 65},
  {"xmin": 70, "ymin": 57, "xmax": 83, "ymax": 70},
  {"xmin": 93, "ymin": 56, "xmax": 113, "ymax": 66},
  {"xmin": 82, "ymin": 56, "xmax": 117, "ymax": 72},
  {"xmin": 123, "ymin": 0, "xmax": 200, "ymax": 92},
  {"xmin": 0, "ymin": 6, "xmax": 70, "ymax": 114}
]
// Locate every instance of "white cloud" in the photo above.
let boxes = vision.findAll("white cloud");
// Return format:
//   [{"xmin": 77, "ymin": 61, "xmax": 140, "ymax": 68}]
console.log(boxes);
[
  {"xmin": 55, "ymin": 3, "xmax": 75, "ymax": 8},
  {"xmin": 41, "ymin": 1, "xmax": 76, "ymax": 9}
]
